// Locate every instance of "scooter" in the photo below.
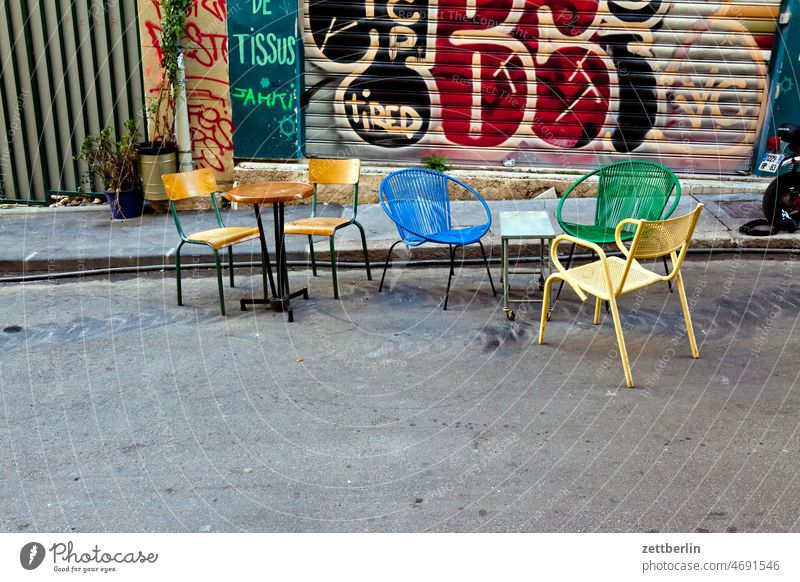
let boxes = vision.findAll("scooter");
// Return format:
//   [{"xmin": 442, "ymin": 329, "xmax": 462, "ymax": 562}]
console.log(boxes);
[{"xmin": 759, "ymin": 123, "xmax": 800, "ymax": 230}]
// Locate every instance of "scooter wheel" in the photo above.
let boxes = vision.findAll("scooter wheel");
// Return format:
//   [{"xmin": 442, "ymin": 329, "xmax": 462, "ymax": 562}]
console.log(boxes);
[{"xmin": 505, "ymin": 309, "xmax": 515, "ymax": 321}]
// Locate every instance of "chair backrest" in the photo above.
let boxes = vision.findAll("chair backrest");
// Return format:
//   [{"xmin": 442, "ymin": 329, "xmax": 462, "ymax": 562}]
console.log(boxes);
[
  {"xmin": 379, "ymin": 169, "xmax": 453, "ymax": 241},
  {"xmin": 162, "ymin": 168, "xmax": 217, "ymax": 200},
  {"xmin": 162, "ymin": 168, "xmax": 224, "ymax": 238},
  {"xmin": 307, "ymin": 158, "xmax": 361, "ymax": 218},
  {"xmin": 613, "ymin": 204, "xmax": 704, "ymax": 293},
  {"xmin": 594, "ymin": 161, "xmax": 681, "ymax": 233},
  {"xmin": 309, "ymin": 158, "xmax": 359, "ymax": 185},
  {"xmin": 627, "ymin": 204, "xmax": 703, "ymax": 260}
]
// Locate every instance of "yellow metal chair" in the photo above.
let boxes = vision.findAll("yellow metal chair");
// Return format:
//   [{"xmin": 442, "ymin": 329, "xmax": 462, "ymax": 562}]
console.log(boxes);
[
  {"xmin": 162, "ymin": 168, "xmax": 271, "ymax": 316},
  {"xmin": 538, "ymin": 204, "xmax": 704, "ymax": 388},
  {"xmin": 284, "ymin": 159, "xmax": 371, "ymax": 298}
]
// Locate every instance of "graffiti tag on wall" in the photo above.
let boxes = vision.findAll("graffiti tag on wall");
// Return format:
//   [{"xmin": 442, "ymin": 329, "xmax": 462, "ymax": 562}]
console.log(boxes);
[
  {"xmin": 304, "ymin": 0, "xmax": 779, "ymax": 171},
  {"xmin": 141, "ymin": 0, "xmax": 234, "ymax": 178},
  {"xmin": 228, "ymin": 0, "xmax": 302, "ymax": 158},
  {"xmin": 307, "ymin": 0, "xmax": 432, "ymax": 147}
]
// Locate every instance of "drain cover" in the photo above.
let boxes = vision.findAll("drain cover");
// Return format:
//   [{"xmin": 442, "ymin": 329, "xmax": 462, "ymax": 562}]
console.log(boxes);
[{"xmin": 718, "ymin": 200, "xmax": 762, "ymax": 219}]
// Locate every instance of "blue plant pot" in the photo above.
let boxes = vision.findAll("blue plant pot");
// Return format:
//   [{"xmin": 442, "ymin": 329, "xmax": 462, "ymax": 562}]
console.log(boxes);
[{"xmin": 105, "ymin": 188, "xmax": 144, "ymax": 220}]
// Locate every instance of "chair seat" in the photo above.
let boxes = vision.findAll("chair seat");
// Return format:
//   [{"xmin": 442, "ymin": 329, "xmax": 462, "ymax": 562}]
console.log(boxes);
[
  {"xmin": 285, "ymin": 217, "xmax": 351, "ymax": 236},
  {"xmin": 561, "ymin": 222, "xmax": 634, "ymax": 244},
  {"xmin": 404, "ymin": 223, "xmax": 490, "ymax": 246},
  {"xmin": 566, "ymin": 256, "xmax": 663, "ymax": 298},
  {"xmin": 186, "ymin": 226, "xmax": 260, "ymax": 249}
]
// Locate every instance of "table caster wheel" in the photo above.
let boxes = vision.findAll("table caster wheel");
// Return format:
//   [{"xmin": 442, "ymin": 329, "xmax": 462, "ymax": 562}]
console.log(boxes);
[{"xmin": 505, "ymin": 309, "xmax": 515, "ymax": 321}]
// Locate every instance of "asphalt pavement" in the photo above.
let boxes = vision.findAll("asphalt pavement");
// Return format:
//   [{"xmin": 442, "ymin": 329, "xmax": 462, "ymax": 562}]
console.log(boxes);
[{"xmin": 1, "ymin": 259, "xmax": 798, "ymax": 532}]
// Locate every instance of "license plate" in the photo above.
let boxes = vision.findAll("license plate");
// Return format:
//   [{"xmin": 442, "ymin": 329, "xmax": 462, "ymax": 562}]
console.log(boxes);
[{"xmin": 759, "ymin": 153, "xmax": 784, "ymax": 173}]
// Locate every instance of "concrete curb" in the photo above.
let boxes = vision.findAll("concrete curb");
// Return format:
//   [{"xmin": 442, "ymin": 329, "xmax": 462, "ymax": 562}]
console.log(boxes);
[{"xmin": 2, "ymin": 192, "xmax": 798, "ymax": 277}]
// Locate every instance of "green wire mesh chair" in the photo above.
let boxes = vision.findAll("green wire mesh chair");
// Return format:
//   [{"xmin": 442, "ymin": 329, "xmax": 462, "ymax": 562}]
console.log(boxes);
[{"xmin": 553, "ymin": 160, "xmax": 681, "ymax": 307}]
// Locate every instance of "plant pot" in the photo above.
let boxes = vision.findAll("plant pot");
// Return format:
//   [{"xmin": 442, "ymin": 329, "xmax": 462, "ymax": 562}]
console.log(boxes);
[
  {"xmin": 105, "ymin": 188, "xmax": 144, "ymax": 220},
  {"xmin": 137, "ymin": 141, "xmax": 177, "ymax": 202}
]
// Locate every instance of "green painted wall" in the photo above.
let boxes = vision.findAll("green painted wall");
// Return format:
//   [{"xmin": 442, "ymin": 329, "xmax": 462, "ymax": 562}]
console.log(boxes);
[{"xmin": 228, "ymin": 0, "xmax": 302, "ymax": 159}]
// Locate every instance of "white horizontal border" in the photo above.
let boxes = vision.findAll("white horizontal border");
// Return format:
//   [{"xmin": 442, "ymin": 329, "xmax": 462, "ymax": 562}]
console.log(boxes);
[{"xmin": 1, "ymin": 533, "xmax": 798, "ymax": 581}]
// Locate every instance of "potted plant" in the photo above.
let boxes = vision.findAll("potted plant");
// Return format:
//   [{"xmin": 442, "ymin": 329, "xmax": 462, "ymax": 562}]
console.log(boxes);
[
  {"xmin": 77, "ymin": 119, "xmax": 144, "ymax": 220},
  {"xmin": 138, "ymin": 95, "xmax": 178, "ymax": 203},
  {"xmin": 138, "ymin": 0, "xmax": 192, "ymax": 203},
  {"xmin": 422, "ymin": 154, "xmax": 451, "ymax": 173}
]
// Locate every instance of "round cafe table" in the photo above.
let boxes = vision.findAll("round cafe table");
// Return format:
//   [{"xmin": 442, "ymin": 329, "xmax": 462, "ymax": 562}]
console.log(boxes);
[{"xmin": 226, "ymin": 182, "xmax": 314, "ymax": 322}]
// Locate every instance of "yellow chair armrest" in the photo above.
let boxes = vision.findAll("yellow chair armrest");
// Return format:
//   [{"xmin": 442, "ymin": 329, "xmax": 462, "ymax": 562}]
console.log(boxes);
[
  {"xmin": 550, "ymin": 234, "xmax": 610, "ymax": 303},
  {"xmin": 551, "ymin": 234, "xmax": 607, "ymax": 268},
  {"xmin": 614, "ymin": 218, "xmax": 641, "ymax": 257}
]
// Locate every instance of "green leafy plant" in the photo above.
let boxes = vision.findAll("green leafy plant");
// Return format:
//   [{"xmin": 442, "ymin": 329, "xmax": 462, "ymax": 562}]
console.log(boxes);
[
  {"xmin": 146, "ymin": 0, "xmax": 193, "ymax": 143},
  {"xmin": 76, "ymin": 119, "xmax": 140, "ymax": 193},
  {"xmin": 422, "ymin": 154, "xmax": 451, "ymax": 173}
]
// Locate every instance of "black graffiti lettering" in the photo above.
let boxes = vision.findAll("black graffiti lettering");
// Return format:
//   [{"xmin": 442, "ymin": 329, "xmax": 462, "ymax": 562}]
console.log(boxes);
[
  {"xmin": 598, "ymin": 0, "xmax": 667, "ymax": 153},
  {"xmin": 608, "ymin": 0, "xmax": 664, "ymax": 24},
  {"xmin": 602, "ymin": 34, "xmax": 658, "ymax": 153},
  {"xmin": 309, "ymin": 0, "xmax": 431, "ymax": 146},
  {"xmin": 343, "ymin": 68, "xmax": 429, "ymax": 146}
]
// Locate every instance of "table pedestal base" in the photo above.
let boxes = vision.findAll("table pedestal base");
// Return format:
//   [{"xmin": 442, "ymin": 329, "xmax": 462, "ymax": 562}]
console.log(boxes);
[
  {"xmin": 226, "ymin": 184, "xmax": 316, "ymax": 323},
  {"xmin": 240, "ymin": 288, "xmax": 308, "ymax": 322}
]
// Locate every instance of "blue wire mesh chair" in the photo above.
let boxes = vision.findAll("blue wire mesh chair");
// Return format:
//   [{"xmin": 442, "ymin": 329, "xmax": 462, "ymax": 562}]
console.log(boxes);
[{"xmin": 378, "ymin": 169, "xmax": 496, "ymax": 309}]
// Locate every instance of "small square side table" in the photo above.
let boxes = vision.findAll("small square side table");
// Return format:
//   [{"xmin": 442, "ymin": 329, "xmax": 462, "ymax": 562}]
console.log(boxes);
[{"xmin": 500, "ymin": 210, "xmax": 556, "ymax": 321}]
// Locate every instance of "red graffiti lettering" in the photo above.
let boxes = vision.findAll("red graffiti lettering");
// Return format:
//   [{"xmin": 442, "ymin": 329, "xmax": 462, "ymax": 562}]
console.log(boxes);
[
  {"xmin": 188, "ymin": 86, "xmax": 234, "ymax": 173},
  {"xmin": 434, "ymin": 0, "xmax": 607, "ymax": 148},
  {"xmin": 193, "ymin": 0, "xmax": 227, "ymax": 23},
  {"xmin": 184, "ymin": 24, "xmax": 229, "ymax": 66},
  {"xmin": 434, "ymin": 0, "xmax": 525, "ymax": 147},
  {"xmin": 533, "ymin": 47, "xmax": 609, "ymax": 147}
]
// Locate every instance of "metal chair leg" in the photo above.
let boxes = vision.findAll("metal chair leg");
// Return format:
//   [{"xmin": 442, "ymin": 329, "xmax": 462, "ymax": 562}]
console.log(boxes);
[
  {"xmin": 227, "ymin": 247, "xmax": 235, "ymax": 287},
  {"xmin": 444, "ymin": 244, "xmax": 456, "ymax": 310},
  {"xmin": 308, "ymin": 235, "xmax": 317, "ymax": 276},
  {"xmin": 379, "ymin": 240, "xmax": 403, "ymax": 292},
  {"xmin": 553, "ymin": 242, "xmax": 576, "ymax": 308},
  {"xmin": 676, "ymin": 271, "xmax": 699, "ymax": 358},
  {"xmin": 329, "ymin": 236, "xmax": 339, "ymax": 299},
  {"xmin": 663, "ymin": 255, "xmax": 673, "ymax": 292},
  {"xmin": 608, "ymin": 296, "xmax": 633, "ymax": 388},
  {"xmin": 478, "ymin": 240, "xmax": 496, "ymax": 296},
  {"xmin": 538, "ymin": 273, "xmax": 558, "ymax": 342},
  {"xmin": 175, "ymin": 241, "xmax": 185, "ymax": 306},
  {"xmin": 213, "ymin": 249, "xmax": 225, "ymax": 316},
  {"xmin": 253, "ymin": 204, "xmax": 277, "ymax": 298},
  {"xmin": 354, "ymin": 220, "xmax": 372, "ymax": 280}
]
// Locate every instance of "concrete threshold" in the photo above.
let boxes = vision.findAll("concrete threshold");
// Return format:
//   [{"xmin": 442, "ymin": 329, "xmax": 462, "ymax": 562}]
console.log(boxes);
[{"xmin": 234, "ymin": 160, "xmax": 771, "ymax": 206}]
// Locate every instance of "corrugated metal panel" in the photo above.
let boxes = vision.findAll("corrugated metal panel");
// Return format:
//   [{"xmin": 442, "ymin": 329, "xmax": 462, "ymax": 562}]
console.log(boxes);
[
  {"xmin": 303, "ymin": 0, "xmax": 781, "ymax": 173},
  {"xmin": 0, "ymin": 0, "xmax": 144, "ymax": 203}
]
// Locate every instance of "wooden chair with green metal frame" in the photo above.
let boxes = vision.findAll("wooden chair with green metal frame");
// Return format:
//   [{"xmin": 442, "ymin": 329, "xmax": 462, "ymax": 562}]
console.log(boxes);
[
  {"xmin": 162, "ymin": 168, "xmax": 275, "ymax": 316},
  {"xmin": 284, "ymin": 158, "xmax": 371, "ymax": 298}
]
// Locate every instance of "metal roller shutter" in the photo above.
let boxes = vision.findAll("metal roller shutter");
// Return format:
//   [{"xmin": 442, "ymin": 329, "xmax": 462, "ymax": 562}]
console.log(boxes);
[
  {"xmin": 303, "ymin": 0, "xmax": 781, "ymax": 173},
  {"xmin": 0, "ymin": 0, "xmax": 144, "ymax": 203}
]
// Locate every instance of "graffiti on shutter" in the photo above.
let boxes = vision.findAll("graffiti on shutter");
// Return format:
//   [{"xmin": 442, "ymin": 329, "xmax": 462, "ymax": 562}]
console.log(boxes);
[{"xmin": 303, "ymin": 0, "xmax": 781, "ymax": 172}]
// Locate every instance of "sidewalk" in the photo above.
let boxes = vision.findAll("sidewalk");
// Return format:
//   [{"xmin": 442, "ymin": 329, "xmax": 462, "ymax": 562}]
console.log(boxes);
[{"xmin": 0, "ymin": 192, "xmax": 797, "ymax": 275}]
